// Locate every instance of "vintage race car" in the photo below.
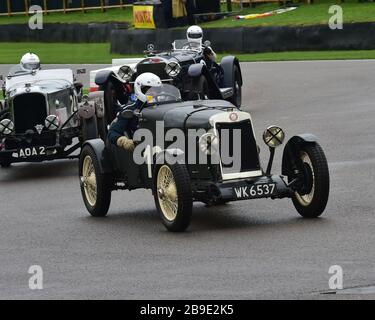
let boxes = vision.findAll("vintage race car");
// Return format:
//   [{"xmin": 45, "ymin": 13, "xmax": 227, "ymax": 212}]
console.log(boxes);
[
  {"xmin": 0, "ymin": 66, "xmax": 103, "ymax": 167},
  {"xmin": 79, "ymin": 84, "xmax": 330, "ymax": 232},
  {"xmin": 90, "ymin": 41, "xmax": 243, "ymax": 134}
]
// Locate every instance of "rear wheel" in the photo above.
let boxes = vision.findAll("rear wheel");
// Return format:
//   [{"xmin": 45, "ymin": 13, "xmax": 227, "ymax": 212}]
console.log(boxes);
[
  {"xmin": 154, "ymin": 163, "xmax": 193, "ymax": 232},
  {"xmin": 229, "ymin": 65, "xmax": 242, "ymax": 108},
  {"xmin": 291, "ymin": 143, "xmax": 330, "ymax": 218},
  {"xmin": 79, "ymin": 145, "xmax": 112, "ymax": 217}
]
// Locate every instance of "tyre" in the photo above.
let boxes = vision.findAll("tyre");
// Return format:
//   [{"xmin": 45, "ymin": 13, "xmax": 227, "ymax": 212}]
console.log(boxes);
[
  {"xmin": 229, "ymin": 65, "xmax": 242, "ymax": 108},
  {"xmin": 82, "ymin": 117, "xmax": 98, "ymax": 142},
  {"xmin": 153, "ymin": 163, "xmax": 193, "ymax": 232},
  {"xmin": 79, "ymin": 145, "xmax": 112, "ymax": 217},
  {"xmin": 291, "ymin": 143, "xmax": 330, "ymax": 218}
]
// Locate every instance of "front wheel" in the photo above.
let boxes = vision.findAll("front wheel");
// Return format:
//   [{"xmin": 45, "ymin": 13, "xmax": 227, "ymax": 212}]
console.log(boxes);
[
  {"xmin": 291, "ymin": 143, "xmax": 330, "ymax": 218},
  {"xmin": 153, "ymin": 163, "xmax": 193, "ymax": 232},
  {"xmin": 79, "ymin": 145, "xmax": 112, "ymax": 217},
  {"xmin": 229, "ymin": 65, "xmax": 242, "ymax": 108}
]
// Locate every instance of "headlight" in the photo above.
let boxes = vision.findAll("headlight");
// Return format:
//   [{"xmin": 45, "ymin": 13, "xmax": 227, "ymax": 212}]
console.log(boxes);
[
  {"xmin": 0, "ymin": 119, "xmax": 14, "ymax": 135},
  {"xmin": 165, "ymin": 62, "xmax": 181, "ymax": 78},
  {"xmin": 45, "ymin": 115, "xmax": 59, "ymax": 131},
  {"xmin": 199, "ymin": 132, "xmax": 219, "ymax": 155},
  {"xmin": 263, "ymin": 126, "xmax": 285, "ymax": 148},
  {"xmin": 118, "ymin": 66, "xmax": 133, "ymax": 82}
]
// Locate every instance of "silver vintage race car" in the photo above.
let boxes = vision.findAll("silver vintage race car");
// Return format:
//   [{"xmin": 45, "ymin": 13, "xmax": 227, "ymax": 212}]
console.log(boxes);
[{"xmin": 0, "ymin": 66, "xmax": 103, "ymax": 168}]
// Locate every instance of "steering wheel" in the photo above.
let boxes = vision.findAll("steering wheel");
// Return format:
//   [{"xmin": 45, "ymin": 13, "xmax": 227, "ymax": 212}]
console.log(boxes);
[{"xmin": 180, "ymin": 42, "xmax": 201, "ymax": 51}]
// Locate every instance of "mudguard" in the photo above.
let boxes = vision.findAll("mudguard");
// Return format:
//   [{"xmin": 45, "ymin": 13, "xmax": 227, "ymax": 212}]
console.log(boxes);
[
  {"xmin": 95, "ymin": 70, "xmax": 116, "ymax": 86},
  {"xmin": 220, "ymin": 56, "xmax": 243, "ymax": 89},
  {"xmin": 282, "ymin": 134, "xmax": 318, "ymax": 177},
  {"xmin": 82, "ymin": 139, "xmax": 113, "ymax": 174},
  {"xmin": 187, "ymin": 64, "xmax": 222, "ymax": 99},
  {"xmin": 188, "ymin": 63, "xmax": 205, "ymax": 78}
]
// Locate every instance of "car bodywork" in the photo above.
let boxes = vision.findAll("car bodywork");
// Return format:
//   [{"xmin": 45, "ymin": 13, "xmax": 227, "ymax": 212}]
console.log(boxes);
[
  {"xmin": 89, "ymin": 43, "xmax": 243, "ymax": 130},
  {"xmin": 0, "ymin": 67, "xmax": 102, "ymax": 167},
  {"xmin": 79, "ymin": 86, "xmax": 330, "ymax": 231}
]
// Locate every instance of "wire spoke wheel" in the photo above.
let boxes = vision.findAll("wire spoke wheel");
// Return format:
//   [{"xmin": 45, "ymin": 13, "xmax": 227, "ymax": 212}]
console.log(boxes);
[
  {"xmin": 153, "ymin": 162, "xmax": 193, "ymax": 232},
  {"xmin": 79, "ymin": 145, "xmax": 112, "ymax": 217},
  {"xmin": 82, "ymin": 155, "xmax": 97, "ymax": 207},
  {"xmin": 157, "ymin": 165, "xmax": 178, "ymax": 221}
]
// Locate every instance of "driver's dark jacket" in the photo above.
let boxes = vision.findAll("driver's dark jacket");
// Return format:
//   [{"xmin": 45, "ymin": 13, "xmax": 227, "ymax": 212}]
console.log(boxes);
[{"xmin": 107, "ymin": 100, "xmax": 142, "ymax": 145}]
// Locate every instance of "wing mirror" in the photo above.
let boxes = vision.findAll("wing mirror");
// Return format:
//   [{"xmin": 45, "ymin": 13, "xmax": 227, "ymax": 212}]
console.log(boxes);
[{"xmin": 204, "ymin": 40, "xmax": 211, "ymax": 47}]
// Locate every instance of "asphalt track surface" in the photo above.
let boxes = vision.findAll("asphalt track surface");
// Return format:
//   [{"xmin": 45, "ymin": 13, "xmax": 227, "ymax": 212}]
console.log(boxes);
[{"xmin": 0, "ymin": 61, "xmax": 375, "ymax": 299}]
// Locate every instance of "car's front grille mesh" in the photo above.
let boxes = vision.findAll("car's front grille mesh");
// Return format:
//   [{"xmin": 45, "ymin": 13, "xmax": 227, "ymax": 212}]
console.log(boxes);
[
  {"xmin": 216, "ymin": 120, "xmax": 261, "ymax": 175},
  {"xmin": 13, "ymin": 93, "xmax": 47, "ymax": 134}
]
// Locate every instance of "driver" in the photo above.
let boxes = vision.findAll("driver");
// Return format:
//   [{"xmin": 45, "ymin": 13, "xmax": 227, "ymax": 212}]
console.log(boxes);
[
  {"xmin": 186, "ymin": 25, "xmax": 217, "ymax": 62},
  {"xmin": 108, "ymin": 73, "xmax": 162, "ymax": 151},
  {"xmin": 20, "ymin": 52, "xmax": 41, "ymax": 71}
]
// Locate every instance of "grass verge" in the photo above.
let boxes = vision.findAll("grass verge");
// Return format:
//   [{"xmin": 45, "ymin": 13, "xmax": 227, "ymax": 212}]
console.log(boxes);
[
  {"xmin": 1, "ymin": 43, "xmax": 375, "ymax": 64},
  {"xmin": 0, "ymin": 1, "xmax": 375, "ymax": 27}
]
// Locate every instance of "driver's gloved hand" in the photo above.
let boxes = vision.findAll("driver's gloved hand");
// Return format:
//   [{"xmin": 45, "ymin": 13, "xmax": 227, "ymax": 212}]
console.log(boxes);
[{"xmin": 117, "ymin": 136, "xmax": 135, "ymax": 151}]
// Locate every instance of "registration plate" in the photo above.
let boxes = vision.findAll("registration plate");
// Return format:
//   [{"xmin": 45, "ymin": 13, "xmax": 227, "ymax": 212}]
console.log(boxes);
[
  {"xmin": 233, "ymin": 183, "xmax": 276, "ymax": 199},
  {"xmin": 17, "ymin": 146, "xmax": 46, "ymax": 158}
]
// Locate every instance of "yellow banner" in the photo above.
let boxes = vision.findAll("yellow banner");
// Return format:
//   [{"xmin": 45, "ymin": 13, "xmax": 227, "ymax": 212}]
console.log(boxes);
[{"xmin": 133, "ymin": 5, "xmax": 155, "ymax": 29}]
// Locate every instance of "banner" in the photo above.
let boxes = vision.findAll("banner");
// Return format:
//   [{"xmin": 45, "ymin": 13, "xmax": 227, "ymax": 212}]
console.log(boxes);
[
  {"xmin": 236, "ymin": 7, "xmax": 297, "ymax": 20},
  {"xmin": 133, "ymin": 5, "xmax": 156, "ymax": 29}
]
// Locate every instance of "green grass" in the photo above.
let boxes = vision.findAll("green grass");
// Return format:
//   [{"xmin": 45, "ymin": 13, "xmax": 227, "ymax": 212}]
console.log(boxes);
[
  {"xmin": 1, "ymin": 43, "xmax": 375, "ymax": 65},
  {"xmin": 0, "ymin": 1, "xmax": 375, "ymax": 27},
  {"xmin": 0, "ymin": 7, "xmax": 133, "ymax": 25},
  {"xmin": 0, "ymin": 42, "xmax": 125, "ymax": 64},
  {"xmin": 204, "ymin": 1, "xmax": 375, "ymax": 27}
]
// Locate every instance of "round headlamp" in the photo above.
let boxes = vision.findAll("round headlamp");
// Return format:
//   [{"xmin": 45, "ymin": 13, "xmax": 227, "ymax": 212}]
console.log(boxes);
[
  {"xmin": 118, "ymin": 66, "xmax": 133, "ymax": 82},
  {"xmin": 263, "ymin": 126, "xmax": 285, "ymax": 148},
  {"xmin": 0, "ymin": 119, "xmax": 14, "ymax": 135},
  {"xmin": 165, "ymin": 62, "xmax": 181, "ymax": 78},
  {"xmin": 199, "ymin": 132, "xmax": 219, "ymax": 155},
  {"xmin": 45, "ymin": 115, "xmax": 59, "ymax": 131}
]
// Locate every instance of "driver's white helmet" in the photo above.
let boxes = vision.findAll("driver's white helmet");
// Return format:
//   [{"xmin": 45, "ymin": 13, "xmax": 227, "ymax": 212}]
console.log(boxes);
[
  {"xmin": 134, "ymin": 73, "xmax": 162, "ymax": 103},
  {"xmin": 187, "ymin": 25, "xmax": 203, "ymax": 46},
  {"xmin": 20, "ymin": 52, "xmax": 41, "ymax": 71}
]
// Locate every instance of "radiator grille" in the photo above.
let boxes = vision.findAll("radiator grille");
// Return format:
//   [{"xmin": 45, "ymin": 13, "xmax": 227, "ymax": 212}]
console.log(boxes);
[
  {"xmin": 216, "ymin": 120, "xmax": 261, "ymax": 175},
  {"xmin": 13, "ymin": 93, "xmax": 47, "ymax": 134}
]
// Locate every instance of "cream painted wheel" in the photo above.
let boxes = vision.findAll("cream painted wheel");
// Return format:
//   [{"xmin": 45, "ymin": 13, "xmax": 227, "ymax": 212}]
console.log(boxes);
[
  {"xmin": 157, "ymin": 165, "xmax": 178, "ymax": 221},
  {"xmin": 153, "ymin": 162, "xmax": 192, "ymax": 232},
  {"xmin": 79, "ymin": 145, "xmax": 111, "ymax": 217},
  {"xmin": 295, "ymin": 152, "xmax": 315, "ymax": 207},
  {"xmin": 82, "ymin": 155, "xmax": 97, "ymax": 207},
  {"xmin": 291, "ymin": 143, "xmax": 329, "ymax": 218}
]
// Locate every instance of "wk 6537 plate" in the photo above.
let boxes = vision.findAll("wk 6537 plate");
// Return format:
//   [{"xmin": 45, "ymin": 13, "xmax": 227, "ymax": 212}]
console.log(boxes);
[{"xmin": 233, "ymin": 183, "xmax": 276, "ymax": 199}]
